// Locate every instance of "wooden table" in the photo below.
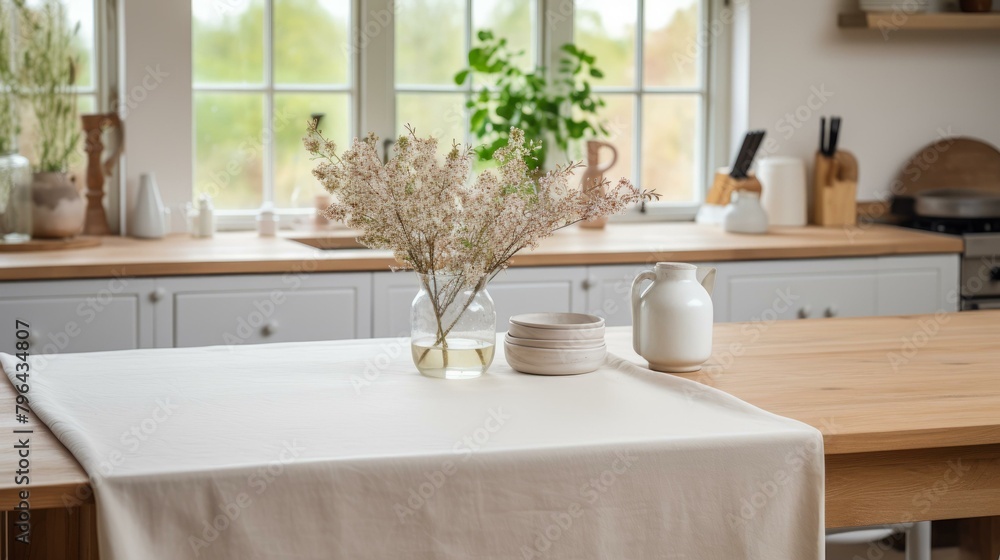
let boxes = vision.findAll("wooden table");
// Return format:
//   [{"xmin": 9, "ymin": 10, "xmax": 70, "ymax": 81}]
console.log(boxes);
[
  {"xmin": 608, "ymin": 311, "xmax": 1000, "ymax": 559},
  {"xmin": 3, "ymin": 311, "xmax": 999, "ymax": 558}
]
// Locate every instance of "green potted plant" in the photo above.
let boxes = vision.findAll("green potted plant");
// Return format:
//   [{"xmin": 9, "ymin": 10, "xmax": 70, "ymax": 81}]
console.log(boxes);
[
  {"xmin": 454, "ymin": 30, "xmax": 608, "ymax": 172},
  {"xmin": 18, "ymin": 0, "xmax": 84, "ymax": 239}
]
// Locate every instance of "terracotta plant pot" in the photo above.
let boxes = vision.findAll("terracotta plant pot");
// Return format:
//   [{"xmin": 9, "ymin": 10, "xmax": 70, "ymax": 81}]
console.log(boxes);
[
  {"xmin": 31, "ymin": 172, "xmax": 86, "ymax": 239},
  {"xmin": 959, "ymin": 0, "xmax": 992, "ymax": 12}
]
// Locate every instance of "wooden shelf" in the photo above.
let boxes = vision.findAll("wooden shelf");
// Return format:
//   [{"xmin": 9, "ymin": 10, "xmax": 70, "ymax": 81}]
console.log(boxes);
[{"xmin": 839, "ymin": 11, "xmax": 1000, "ymax": 30}]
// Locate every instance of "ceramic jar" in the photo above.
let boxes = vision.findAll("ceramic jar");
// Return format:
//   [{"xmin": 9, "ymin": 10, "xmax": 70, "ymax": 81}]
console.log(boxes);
[
  {"xmin": 723, "ymin": 190, "xmax": 769, "ymax": 234},
  {"xmin": 631, "ymin": 262, "xmax": 716, "ymax": 373},
  {"xmin": 31, "ymin": 172, "xmax": 86, "ymax": 239}
]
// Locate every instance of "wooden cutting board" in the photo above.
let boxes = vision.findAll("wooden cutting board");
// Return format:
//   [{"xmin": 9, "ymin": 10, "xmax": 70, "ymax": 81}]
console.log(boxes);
[{"xmin": 892, "ymin": 137, "xmax": 1000, "ymax": 197}]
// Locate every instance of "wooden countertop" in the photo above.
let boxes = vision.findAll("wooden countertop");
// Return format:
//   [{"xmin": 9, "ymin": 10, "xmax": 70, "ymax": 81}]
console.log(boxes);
[
  {"xmin": 4, "ymin": 310, "xmax": 998, "ymax": 511},
  {"xmin": 0, "ymin": 223, "xmax": 962, "ymax": 281},
  {"xmin": 609, "ymin": 311, "xmax": 1000, "ymax": 456}
]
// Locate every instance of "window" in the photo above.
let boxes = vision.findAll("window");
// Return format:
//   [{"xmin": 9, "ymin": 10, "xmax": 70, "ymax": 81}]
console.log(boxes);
[
  {"xmin": 9, "ymin": 0, "xmax": 102, "ymax": 179},
  {"xmin": 574, "ymin": 0, "xmax": 709, "ymax": 206},
  {"xmin": 393, "ymin": 0, "xmax": 537, "ymax": 150},
  {"xmin": 192, "ymin": 0, "xmax": 354, "ymax": 211},
  {"xmin": 188, "ymin": 0, "xmax": 723, "ymax": 217}
]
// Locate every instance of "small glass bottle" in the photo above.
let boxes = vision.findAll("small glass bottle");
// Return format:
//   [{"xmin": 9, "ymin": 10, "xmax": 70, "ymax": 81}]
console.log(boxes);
[{"xmin": 0, "ymin": 150, "xmax": 32, "ymax": 243}]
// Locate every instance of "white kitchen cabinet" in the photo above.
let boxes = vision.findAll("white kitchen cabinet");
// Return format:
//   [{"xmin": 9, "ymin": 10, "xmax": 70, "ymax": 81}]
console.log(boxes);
[
  {"xmin": 157, "ymin": 273, "xmax": 372, "ymax": 348},
  {"xmin": 711, "ymin": 254, "xmax": 959, "ymax": 323},
  {"xmin": 0, "ymin": 278, "xmax": 156, "ymax": 354},
  {"xmin": 372, "ymin": 267, "xmax": 588, "ymax": 338}
]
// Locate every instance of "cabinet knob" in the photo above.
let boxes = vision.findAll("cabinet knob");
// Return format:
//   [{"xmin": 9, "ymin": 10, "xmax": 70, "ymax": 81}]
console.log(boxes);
[
  {"xmin": 796, "ymin": 306, "xmax": 811, "ymax": 320},
  {"xmin": 149, "ymin": 287, "xmax": 166, "ymax": 303},
  {"xmin": 261, "ymin": 321, "xmax": 278, "ymax": 338},
  {"xmin": 581, "ymin": 276, "xmax": 597, "ymax": 291},
  {"xmin": 824, "ymin": 306, "xmax": 838, "ymax": 318}
]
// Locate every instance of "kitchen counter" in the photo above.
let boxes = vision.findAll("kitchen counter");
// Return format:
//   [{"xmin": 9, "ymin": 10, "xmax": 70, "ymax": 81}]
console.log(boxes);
[{"xmin": 0, "ymin": 223, "xmax": 962, "ymax": 281}]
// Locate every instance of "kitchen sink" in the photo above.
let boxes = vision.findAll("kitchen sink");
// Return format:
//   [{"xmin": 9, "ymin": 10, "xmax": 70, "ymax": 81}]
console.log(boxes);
[{"xmin": 288, "ymin": 234, "xmax": 368, "ymax": 250}]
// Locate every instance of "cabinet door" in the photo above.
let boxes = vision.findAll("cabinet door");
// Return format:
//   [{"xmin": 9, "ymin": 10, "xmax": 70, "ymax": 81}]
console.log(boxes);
[
  {"xmin": 372, "ymin": 267, "xmax": 588, "ymax": 338},
  {"xmin": 160, "ymin": 273, "xmax": 372, "ymax": 348},
  {"xmin": 0, "ymin": 278, "xmax": 155, "ymax": 354},
  {"xmin": 715, "ymin": 258, "xmax": 879, "ymax": 323},
  {"xmin": 876, "ymin": 254, "xmax": 960, "ymax": 315}
]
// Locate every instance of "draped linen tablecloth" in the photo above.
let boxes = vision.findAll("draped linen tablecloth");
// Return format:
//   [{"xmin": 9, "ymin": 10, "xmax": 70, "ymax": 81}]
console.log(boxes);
[{"xmin": 1, "ymin": 336, "xmax": 823, "ymax": 560}]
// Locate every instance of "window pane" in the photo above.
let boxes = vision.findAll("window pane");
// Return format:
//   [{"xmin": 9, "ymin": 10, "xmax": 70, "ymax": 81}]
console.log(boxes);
[
  {"xmin": 472, "ymin": 0, "xmax": 534, "ymax": 71},
  {"xmin": 590, "ymin": 94, "xmax": 634, "ymax": 187},
  {"xmin": 65, "ymin": 0, "xmax": 95, "ymax": 88},
  {"xmin": 641, "ymin": 94, "xmax": 698, "ymax": 202},
  {"xmin": 644, "ymin": 0, "xmax": 700, "ymax": 88},
  {"xmin": 395, "ymin": 0, "xmax": 464, "ymax": 86},
  {"xmin": 574, "ymin": 0, "xmax": 637, "ymax": 88},
  {"xmin": 396, "ymin": 93, "xmax": 466, "ymax": 153},
  {"xmin": 193, "ymin": 0, "xmax": 265, "ymax": 85},
  {"xmin": 273, "ymin": 93, "xmax": 350, "ymax": 208},
  {"xmin": 193, "ymin": 93, "xmax": 264, "ymax": 209},
  {"xmin": 274, "ymin": 0, "xmax": 350, "ymax": 85}
]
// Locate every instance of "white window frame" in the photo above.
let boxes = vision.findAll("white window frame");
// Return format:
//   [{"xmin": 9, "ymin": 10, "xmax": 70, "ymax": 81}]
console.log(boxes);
[
  {"xmin": 191, "ymin": 0, "xmax": 361, "ymax": 230},
  {"xmin": 123, "ymin": 0, "xmax": 730, "ymax": 232},
  {"xmin": 365, "ymin": 0, "xmax": 731, "ymax": 222}
]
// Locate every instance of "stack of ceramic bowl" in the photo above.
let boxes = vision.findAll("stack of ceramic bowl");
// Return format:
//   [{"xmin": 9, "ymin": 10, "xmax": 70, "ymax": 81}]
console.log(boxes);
[{"xmin": 504, "ymin": 313, "xmax": 607, "ymax": 375}]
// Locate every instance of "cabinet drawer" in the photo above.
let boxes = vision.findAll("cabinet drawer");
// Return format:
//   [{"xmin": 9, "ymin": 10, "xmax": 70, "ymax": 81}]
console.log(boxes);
[
  {"xmin": 727, "ymin": 272, "xmax": 877, "ymax": 322},
  {"xmin": 173, "ymin": 289, "xmax": 361, "ymax": 347},
  {"xmin": 0, "ymin": 295, "xmax": 140, "ymax": 354}
]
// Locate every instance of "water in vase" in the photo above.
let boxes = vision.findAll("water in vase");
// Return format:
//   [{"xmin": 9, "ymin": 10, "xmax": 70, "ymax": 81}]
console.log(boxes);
[{"xmin": 411, "ymin": 337, "xmax": 495, "ymax": 380}]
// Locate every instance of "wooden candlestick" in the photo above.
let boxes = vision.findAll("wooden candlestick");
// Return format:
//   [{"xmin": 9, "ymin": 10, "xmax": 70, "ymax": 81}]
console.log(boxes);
[{"xmin": 81, "ymin": 113, "xmax": 124, "ymax": 236}]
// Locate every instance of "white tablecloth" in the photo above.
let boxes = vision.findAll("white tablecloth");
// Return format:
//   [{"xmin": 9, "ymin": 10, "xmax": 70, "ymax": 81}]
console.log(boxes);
[{"xmin": 2, "ymin": 337, "xmax": 823, "ymax": 559}]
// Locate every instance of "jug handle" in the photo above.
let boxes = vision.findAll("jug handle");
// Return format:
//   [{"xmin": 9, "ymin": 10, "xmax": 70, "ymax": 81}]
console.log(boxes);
[{"xmin": 631, "ymin": 270, "xmax": 656, "ymax": 354}]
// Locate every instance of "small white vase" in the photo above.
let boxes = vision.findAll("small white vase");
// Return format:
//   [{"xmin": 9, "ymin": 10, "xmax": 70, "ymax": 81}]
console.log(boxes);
[
  {"xmin": 132, "ymin": 173, "xmax": 167, "ymax": 239},
  {"xmin": 723, "ymin": 190, "xmax": 769, "ymax": 234}
]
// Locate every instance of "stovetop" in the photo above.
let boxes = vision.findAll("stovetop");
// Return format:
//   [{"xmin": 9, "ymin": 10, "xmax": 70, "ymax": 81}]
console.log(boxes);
[{"xmin": 902, "ymin": 216, "xmax": 1000, "ymax": 236}]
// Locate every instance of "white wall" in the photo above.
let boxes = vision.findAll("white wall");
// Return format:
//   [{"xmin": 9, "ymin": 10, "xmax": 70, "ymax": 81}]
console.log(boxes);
[
  {"xmin": 121, "ymin": 1, "xmax": 191, "ymax": 234},
  {"xmin": 733, "ymin": 0, "xmax": 1000, "ymax": 201}
]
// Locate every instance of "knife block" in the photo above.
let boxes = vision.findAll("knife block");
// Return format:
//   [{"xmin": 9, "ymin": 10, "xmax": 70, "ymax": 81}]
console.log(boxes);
[
  {"xmin": 812, "ymin": 150, "xmax": 858, "ymax": 227},
  {"xmin": 705, "ymin": 170, "xmax": 762, "ymax": 206}
]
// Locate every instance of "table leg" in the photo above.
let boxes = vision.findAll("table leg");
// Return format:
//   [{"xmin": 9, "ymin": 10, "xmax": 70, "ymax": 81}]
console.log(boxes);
[
  {"xmin": 959, "ymin": 516, "xmax": 1000, "ymax": 560},
  {"xmin": 905, "ymin": 521, "xmax": 931, "ymax": 560},
  {"xmin": 3, "ymin": 506, "xmax": 99, "ymax": 560}
]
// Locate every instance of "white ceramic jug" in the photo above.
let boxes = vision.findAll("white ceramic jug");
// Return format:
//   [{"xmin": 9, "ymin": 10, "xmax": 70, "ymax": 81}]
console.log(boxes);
[{"xmin": 631, "ymin": 262, "xmax": 716, "ymax": 373}]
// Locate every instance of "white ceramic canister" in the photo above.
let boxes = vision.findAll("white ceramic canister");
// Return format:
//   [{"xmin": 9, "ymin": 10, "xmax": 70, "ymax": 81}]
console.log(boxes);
[{"xmin": 757, "ymin": 156, "xmax": 807, "ymax": 227}]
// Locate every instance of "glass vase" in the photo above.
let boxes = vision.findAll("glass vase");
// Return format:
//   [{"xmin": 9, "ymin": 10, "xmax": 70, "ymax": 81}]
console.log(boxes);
[
  {"xmin": 0, "ymin": 151, "xmax": 32, "ymax": 243},
  {"xmin": 410, "ymin": 272, "xmax": 496, "ymax": 380}
]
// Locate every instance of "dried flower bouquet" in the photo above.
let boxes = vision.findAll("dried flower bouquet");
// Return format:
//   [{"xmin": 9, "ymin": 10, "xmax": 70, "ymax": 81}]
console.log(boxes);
[{"xmin": 305, "ymin": 124, "xmax": 657, "ymax": 370}]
